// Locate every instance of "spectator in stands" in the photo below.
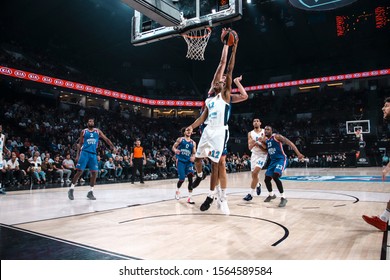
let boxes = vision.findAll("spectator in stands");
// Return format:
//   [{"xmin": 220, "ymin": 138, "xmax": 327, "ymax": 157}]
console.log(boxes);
[
  {"xmin": 53, "ymin": 155, "xmax": 71, "ymax": 183},
  {"xmin": 29, "ymin": 151, "xmax": 42, "ymax": 165},
  {"xmin": 156, "ymin": 152, "xmax": 167, "ymax": 178},
  {"xmin": 18, "ymin": 153, "xmax": 31, "ymax": 185},
  {"xmin": 97, "ymin": 155, "xmax": 108, "ymax": 180},
  {"xmin": 6, "ymin": 152, "xmax": 21, "ymax": 187},
  {"xmin": 62, "ymin": 153, "xmax": 78, "ymax": 181},
  {"xmin": 114, "ymin": 155, "xmax": 123, "ymax": 179},
  {"xmin": 30, "ymin": 154, "xmax": 46, "ymax": 184},
  {"xmin": 121, "ymin": 155, "xmax": 131, "ymax": 180},
  {"xmin": 104, "ymin": 157, "xmax": 116, "ymax": 180},
  {"xmin": 41, "ymin": 157, "xmax": 55, "ymax": 183}
]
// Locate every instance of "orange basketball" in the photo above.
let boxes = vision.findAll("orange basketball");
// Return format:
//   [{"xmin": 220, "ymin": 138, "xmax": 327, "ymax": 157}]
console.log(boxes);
[{"xmin": 221, "ymin": 30, "xmax": 238, "ymax": 46}]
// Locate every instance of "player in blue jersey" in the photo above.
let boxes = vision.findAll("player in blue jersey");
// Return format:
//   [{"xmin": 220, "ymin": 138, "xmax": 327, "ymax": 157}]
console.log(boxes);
[
  {"xmin": 263, "ymin": 126, "xmax": 304, "ymax": 207},
  {"xmin": 172, "ymin": 127, "xmax": 197, "ymax": 204},
  {"xmin": 68, "ymin": 118, "xmax": 115, "ymax": 200}
]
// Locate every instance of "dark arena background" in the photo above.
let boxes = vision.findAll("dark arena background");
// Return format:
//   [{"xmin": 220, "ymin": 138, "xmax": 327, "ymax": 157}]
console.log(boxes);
[{"xmin": 0, "ymin": 0, "xmax": 390, "ymax": 278}]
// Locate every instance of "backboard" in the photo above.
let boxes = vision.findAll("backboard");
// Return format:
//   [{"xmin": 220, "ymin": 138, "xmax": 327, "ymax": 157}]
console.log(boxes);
[
  {"xmin": 127, "ymin": 0, "xmax": 243, "ymax": 46},
  {"xmin": 346, "ymin": 120, "xmax": 371, "ymax": 134}
]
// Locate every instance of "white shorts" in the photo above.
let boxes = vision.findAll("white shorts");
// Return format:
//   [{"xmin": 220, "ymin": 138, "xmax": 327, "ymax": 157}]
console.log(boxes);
[
  {"xmin": 196, "ymin": 126, "xmax": 229, "ymax": 163},
  {"xmin": 250, "ymin": 153, "xmax": 268, "ymax": 171}
]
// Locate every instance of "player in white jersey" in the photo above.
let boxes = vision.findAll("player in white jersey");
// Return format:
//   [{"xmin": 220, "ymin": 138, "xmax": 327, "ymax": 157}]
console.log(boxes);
[
  {"xmin": 243, "ymin": 118, "xmax": 268, "ymax": 201},
  {"xmin": 0, "ymin": 124, "xmax": 11, "ymax": 194},
  {"xmin": 187, "ymin": 29, "xmax": 239, "ymax": 215},
  {"xmin": 195, "ymin": 93, "xmax": 231, "ymax": 162}
]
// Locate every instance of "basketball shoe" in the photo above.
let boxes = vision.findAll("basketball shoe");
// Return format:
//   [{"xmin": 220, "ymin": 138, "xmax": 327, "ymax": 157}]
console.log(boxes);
[
  {"xmin": 278, "ymin": 198, "xmax": 288, "ymax": 207},
  {"xmin": 362, "ymin": 215, "xmax": 388, "ymax": 231},
  {"xmin": 216, "ymin": 186, "xmax": 222, "ymax": 209},
  {"xmin": 87, "ymin": 191, "xmax": 96, "ymax": 200},
  {"xmin": 256, "ymin": 183, "xmax": 262, "ymax": 196},
  {"xmin": 191, "ymin": 172, "xmax": 207, "ymax": 189},
  {"xmin": 68, "ymin": 188, "xmax": 74, "ymax": 200},
  {"xmin": 200, "ymin": 196, "xmax": 213, "ymax": 211},
  {"xmin": 264, "ymin": 194, "xmax": 276, "ymax": 202},
  {"xmin": 187, "ymin": 197, "xmax": 195, "ymax": 204},
  {"xmin": 219, "ymin": 198, "xmax": 230, "ymax": 215},
  {"xmin": 243, "ymin": 194, "xmax": 253, "ymax": 201}
]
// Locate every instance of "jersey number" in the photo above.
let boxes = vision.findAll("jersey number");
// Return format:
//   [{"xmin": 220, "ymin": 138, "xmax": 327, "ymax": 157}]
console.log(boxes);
[{"xmin": 210, "ymin": 150, "xmax": 220, "ymax": 159}]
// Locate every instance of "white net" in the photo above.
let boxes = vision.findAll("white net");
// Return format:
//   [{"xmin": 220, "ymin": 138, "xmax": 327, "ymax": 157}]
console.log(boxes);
[{"xmin": 182, "ymin": 27, "xmax": 211, "ymax": 61}]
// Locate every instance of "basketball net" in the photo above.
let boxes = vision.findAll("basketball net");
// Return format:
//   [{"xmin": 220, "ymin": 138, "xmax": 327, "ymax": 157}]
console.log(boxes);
[{"xmin": 182, "ymin": 27, "xmax": 211, "ymax": 61}]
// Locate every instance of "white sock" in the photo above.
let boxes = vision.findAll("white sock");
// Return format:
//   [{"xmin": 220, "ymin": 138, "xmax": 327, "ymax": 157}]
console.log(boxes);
[
  {"xmin": 380, "ymin": 208, "xmax": 390, "ymax": 222},
  {"xmin": 250, "ymin": 188, "xmax": 255, "ymax": 196},
  {"xmin": 90, "ymin": 187, "xmax": 94, "ymax": 192},
  {"xmin": 188, "ymin": 192, "xmax": 192, "ymax": 198},
  {"xmin": 197, "ymin": 172, "xmax": 203, "ymax": 178},
  {"xmin": 70, "ymin": 184, "xmax": 75, "ymax": 189},
  {"xmin": 281, "ymin": 193, "xmax": 285, "ymax": 198},
  {"xmin": 208, "ymin": 190, "xmax": 216, "ymax": 198},
  {"xmin": 269, "ymin": 191, "xmax": 274, "ymax": 196}
]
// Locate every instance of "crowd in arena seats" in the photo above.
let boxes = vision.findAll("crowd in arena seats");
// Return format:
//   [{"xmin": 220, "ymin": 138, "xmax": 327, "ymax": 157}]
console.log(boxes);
[
  {"xmin": 0, "ymin": 90, "xmax": 253, "ymax": 191},
  {"xmin": 1, "ymin": 76, "xmax": 390, "ymax": 191}
]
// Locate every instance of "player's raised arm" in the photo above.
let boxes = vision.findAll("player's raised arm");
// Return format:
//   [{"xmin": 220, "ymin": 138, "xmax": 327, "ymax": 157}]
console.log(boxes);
[
  {"xmin": 209, "ymin": 32, "xmax": 230, "ymax": 92},
  {"xmin": 223, "ymin": 36, "xmax": 238, "ymax": 101},
  {"xmin": 231, "ymin": 75, "xmax": 248, "ymax": 103}
]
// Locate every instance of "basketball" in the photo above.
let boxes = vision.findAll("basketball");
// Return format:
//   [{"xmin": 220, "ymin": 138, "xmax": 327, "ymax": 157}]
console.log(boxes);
[{"xmin": 221, "ymin": 30, "xmax": 238, "ymax": 46}]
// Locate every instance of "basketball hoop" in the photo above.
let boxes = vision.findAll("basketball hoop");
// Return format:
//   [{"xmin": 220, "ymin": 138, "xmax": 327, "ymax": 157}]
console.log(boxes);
[{"xmin": 182, "ymin": 27, "xmax": 211, "ymax": 61}]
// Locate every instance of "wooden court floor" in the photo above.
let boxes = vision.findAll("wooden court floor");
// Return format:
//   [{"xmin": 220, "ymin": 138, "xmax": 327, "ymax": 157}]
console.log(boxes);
[{"xmin": 0, "ymin": 167, "xmax": 389, "ymax": 260}]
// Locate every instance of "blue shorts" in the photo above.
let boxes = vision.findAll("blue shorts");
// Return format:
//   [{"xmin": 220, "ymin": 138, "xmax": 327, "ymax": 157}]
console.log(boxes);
[
  {"xmin": 177, "ymin": 160, "xmax": 194, "ymax": 181},
  {"xmin": 265, "ymin": 158, "xmax": 287, "ymax": 177},
  {"xmin": 76, "ymin": 151, "xmax": 98, "ymax": 172}
]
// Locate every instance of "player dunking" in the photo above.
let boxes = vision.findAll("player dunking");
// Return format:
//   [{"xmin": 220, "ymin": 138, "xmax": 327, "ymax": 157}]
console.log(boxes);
[
  {"xmin": 68, "ymin": 118, "xmax": 115, "ymax": 200},
  {"xmin": 187, "ymin": 29, "xmax": 239, "ymax": 214},
  {"xmin": 362, "ymin": 97, "xmax": 390, "ymax": 231},
  {"xmin": 243, "ymin": 118, "xmax": 268, "ymax": 201},
  {"xmin": 263, "ymin": 126, "xmax": 304, "ymax": 207},
  {"xmin": 172, "ymin": 127, "xmax": 196, "ymax": 204}
]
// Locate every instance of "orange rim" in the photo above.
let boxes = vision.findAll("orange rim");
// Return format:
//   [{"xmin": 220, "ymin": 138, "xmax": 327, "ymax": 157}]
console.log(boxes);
[{"xmin": 182, "ymin": 27, "xmax": 212, "ymax": 39}]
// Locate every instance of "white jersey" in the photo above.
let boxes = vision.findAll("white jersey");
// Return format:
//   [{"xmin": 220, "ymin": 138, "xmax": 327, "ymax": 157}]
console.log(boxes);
[
  {"xmin": 250, "ymin": 129, "xmax": 268, "ymax": 171},
  {"xmin": 196, "ymin": 93, "xmax": 231, "ymax": 163},
  {"xmin": 250, "ymin": 129, "xmax": 266, "ymax": 156},
  {"xmin": 205, "ymin": 93, "xmax": 231, "ymax": 127}
]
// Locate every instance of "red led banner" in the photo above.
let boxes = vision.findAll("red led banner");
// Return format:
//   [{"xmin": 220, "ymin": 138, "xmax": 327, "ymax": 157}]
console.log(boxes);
[
  {"xmin": 1, "ymin": 65, "xmax": 390, "ymax": 105},
  {"xmin": 231, "ymin": 68, "xmax": 390, "ymax": 93}
]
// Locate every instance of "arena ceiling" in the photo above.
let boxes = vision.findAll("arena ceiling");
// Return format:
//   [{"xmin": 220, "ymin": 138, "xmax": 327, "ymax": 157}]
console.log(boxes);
[{"xmin": 0, "ymin": 0, "xmax": 389, "ymax": 94}]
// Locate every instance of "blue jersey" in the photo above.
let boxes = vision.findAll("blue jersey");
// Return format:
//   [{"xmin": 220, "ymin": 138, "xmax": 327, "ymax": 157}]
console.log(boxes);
[
  {"xmin": 266, "ymin": 134, "xmax": 287, "ymax": 161},
  {"xmin": 265, "ymin": 134, "xmax": 287, "ymax": 176},
  {"xmin": 81, "ymin": 128, "xmax": 100, "ymax": 154},
  {"xmin": 176, "ymin": 137, "xmax": 194, "ymax": 162}
]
